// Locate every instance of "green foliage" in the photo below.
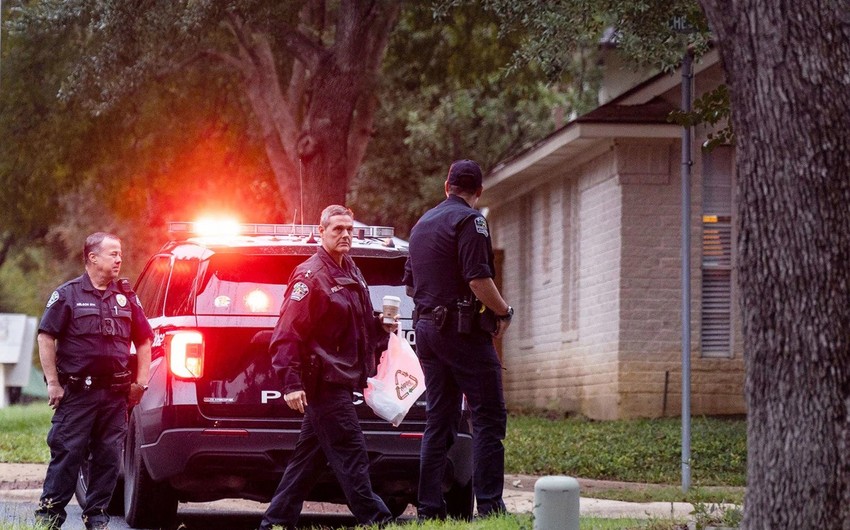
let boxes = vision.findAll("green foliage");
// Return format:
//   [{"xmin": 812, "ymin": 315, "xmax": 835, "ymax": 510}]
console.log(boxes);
[
  {"xmin": 588, "ymin": 484, "xmax": 743, "ymax": 506},
  {"xmin": 0, "ymin": 403, "xmax": 52, "ymax": 464},
  {"xmin": 505, "ymin": 415, "xmax": 746, "ymax": 487},
  {"xmin": 0, "ymin": 0, "xmax": 91, "ymax": 264},
  {"xmin": 691, "ymin": 501, "xmax": 743, "ymax": 529},
  {"xmin": 0, "ymin": 247, "xmax": 69, "ymax": 316},
  {"xmin": 669, "ymin": 85, "xmax": 734, "ymax": 150},
  {"xmin": 2, "ymin": 404, "xmax": 747, "ymax": 491},
  {"xmin": 377, "ymin": 513, "xmax": 534, "ymax": 529},
  {"xmin": 465, "ymin": 0, "xmax": 712, "ymax": 74},
  {"xmin": 351, "ymin": 3, "xmax": 570, "ymax": 234},
  {"xmin": 0, "ymin": 518, "xmax": 52, "ymax": 530},
  {"xmin": 1, "ymin": 1, "xmax": 284, "ymax": 312}
]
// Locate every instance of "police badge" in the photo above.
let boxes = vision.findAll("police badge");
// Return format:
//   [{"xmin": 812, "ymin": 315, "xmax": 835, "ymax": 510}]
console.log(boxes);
[
  {"xmin": 46, "ymin": 291, "xmax": 59, "ymax": 308},
  {"xmin": 474, "ymin": 216, "xmax": 489, "ymax": 237},
  {"xmin": 290, "ymin": 282, "xmax": 309, "ymax": 301}
]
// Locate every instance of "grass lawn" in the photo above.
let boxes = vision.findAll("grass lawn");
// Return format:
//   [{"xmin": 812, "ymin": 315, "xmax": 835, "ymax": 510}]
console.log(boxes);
[
  {"xmin": 0, "ymin": 403, "xmax": 51, "ymax": 464},
  {"xmin": 0, "ymin": 403, "xmax": 746, "ymax": 529}
]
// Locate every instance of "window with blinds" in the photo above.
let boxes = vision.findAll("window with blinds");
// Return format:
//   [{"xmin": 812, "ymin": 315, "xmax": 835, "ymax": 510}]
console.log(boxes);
[{"xmin": 701, "ymin": 146, "xmax": 734, "ymax": 357}]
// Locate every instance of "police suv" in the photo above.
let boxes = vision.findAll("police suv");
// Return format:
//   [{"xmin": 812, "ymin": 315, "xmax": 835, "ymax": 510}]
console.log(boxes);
[{"xmin": 75, "ymin": 220, "xmax": 473, "ymax": 528}]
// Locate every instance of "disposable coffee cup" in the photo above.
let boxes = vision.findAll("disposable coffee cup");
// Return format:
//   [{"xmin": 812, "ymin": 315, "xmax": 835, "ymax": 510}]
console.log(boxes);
[{"xmin": 382, "ymin": 295, "xmax": 401, "ymax": 324}]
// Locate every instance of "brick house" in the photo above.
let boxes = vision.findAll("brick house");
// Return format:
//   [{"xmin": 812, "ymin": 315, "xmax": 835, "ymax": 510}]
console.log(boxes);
[{"xmin": 482, "ymin": 49, "xmax": 745, "ymax": 420}]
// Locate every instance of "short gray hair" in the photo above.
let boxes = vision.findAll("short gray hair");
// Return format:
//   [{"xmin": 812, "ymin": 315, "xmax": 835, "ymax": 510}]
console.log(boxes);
[
  {"xmin": 84, "ymin": 232, "xmax": 120, "ymax": 264},
  {"xmin": 320, "ymin": 205, "xmax": 354, "ymax": 227}
]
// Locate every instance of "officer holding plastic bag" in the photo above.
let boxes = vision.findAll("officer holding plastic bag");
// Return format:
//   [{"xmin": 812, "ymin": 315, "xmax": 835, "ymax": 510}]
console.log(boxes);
[
  {"xmin": 404, "ymin": 159, "xmax": 513, "ymax": 520},
  {"xmin": 259, "ymin": 205, "xmax": 394, "ymax": 530}
]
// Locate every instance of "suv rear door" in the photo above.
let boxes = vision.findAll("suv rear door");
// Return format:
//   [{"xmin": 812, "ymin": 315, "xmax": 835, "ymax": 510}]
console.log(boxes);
[{"xmin": 170, "ymin": 250, "xmax": 423, "ymax": 426}]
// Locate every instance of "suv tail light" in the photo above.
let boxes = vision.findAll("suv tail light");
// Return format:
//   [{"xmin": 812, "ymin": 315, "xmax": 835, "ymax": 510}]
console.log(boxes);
[{"xmin": 167, "ymin": 330, "xmax": 204, "ymax": 379}]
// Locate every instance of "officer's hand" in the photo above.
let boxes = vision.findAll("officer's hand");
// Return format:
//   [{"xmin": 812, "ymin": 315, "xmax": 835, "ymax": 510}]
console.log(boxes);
[
  {"xmin": 380, "ymin": 313, "xmax": 400, "ymax": 334},
  {"xmin": 128, "ymin": 382, "xmax": 146, "ymax": 406},
  {"xmin": 285, "ymin": 390, "xmax": 308, "ymax": 414},
  {"xmin": 47, "ymin": 381, "xmax": 64, "ymax": 410},
  {"xmin": 493, "ymin": 318, "xmax": 511, "ymax": 340}
]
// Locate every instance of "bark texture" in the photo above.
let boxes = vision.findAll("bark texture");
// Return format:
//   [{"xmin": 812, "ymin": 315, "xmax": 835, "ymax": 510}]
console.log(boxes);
[
  {"xmin": 698, "ymin": 1, "xmax": 850, "ymax": 528},
  {"xmin": 223, "ymin": 1, "xmax": 400, "ymax": 222}
]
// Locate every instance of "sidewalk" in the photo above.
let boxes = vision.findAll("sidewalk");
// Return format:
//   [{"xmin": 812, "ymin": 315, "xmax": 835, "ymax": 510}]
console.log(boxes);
[{"xmin": 0, "ymin": 463, "xmax": 697, "ymax": 519}]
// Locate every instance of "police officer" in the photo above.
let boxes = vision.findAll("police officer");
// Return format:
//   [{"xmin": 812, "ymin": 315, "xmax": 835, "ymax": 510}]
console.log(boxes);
[
  {"xmin": 259, "ymin": 205, "xmax": 394, "ymax": 530},
  {"xmin": 403, "ymin": 159, "xmax": 513, "ymax": 520},
  {"xmin": 35, "ymin": 232, "xmax": 153, "ymax": 530}
]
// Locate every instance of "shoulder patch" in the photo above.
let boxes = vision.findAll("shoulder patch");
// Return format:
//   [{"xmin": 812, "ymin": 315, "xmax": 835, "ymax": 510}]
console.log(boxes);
[
  {"xmin": 46, "ymin": 291, "xmax": 60, "ymax": 308},
  {"xmin": 474, "ymin": 216, "xmax": 489, "ymax": 237},
  {"xmin": 290, "ymin": 282, "xmax": 309, "ymax": 302}
]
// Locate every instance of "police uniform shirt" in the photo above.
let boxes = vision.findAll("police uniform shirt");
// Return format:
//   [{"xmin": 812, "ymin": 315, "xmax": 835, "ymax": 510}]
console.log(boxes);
[
  {"xmin": 403, "ymin": 194, "xmax": 495, "ymax": 310},
  {"xmin": 39, "ymin": 273, "xmax": 154, "ymax": 376}
]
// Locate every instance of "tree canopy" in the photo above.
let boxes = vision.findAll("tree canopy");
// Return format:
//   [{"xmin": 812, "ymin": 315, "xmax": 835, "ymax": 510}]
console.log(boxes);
[
  {"xmin": 0, "ymin": 1, "xmax": 570, "ymax": 308},
  {"xmin": 11, "ymin": 0, "xmax": 401, "ymax": 224}
]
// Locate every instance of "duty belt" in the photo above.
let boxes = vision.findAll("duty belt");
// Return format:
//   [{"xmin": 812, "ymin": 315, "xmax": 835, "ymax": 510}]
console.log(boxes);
[
  {"xmin": 59, "ymin": 370, "xmax": 132, "ymax": 391},
  {"xmin": 416, "ymin": 306, "xmax": 450, "ymax": 330}
]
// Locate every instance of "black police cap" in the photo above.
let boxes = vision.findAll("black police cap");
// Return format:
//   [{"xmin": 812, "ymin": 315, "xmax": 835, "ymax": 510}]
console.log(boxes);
[{"xmin": 447, "ymin": 159, "xmax": 483, "ymax": 189}]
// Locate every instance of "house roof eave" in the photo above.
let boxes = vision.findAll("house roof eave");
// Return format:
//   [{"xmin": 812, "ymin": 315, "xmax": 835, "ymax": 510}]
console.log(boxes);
[{"xmin": 481, "ymin": 122, "xmax": 681, "ymax": 208}]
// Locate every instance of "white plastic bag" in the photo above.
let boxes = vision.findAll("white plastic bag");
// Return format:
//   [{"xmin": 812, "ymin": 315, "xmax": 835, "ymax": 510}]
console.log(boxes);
[{"xmin": 364, "ymin": 330, "xmax": 426, "ymax": 427}]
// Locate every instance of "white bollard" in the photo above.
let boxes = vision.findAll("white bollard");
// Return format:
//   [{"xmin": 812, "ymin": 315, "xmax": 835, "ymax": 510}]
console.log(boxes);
[{"xmin": 533, "ymin": 475, "xmax": 580, "ymax": 530}]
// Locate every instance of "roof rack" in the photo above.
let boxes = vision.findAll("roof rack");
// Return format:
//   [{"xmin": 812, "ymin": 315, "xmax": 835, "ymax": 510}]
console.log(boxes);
[{"xmin": 168, "ymin": 221, "xmax": 395, "ymax": 240}]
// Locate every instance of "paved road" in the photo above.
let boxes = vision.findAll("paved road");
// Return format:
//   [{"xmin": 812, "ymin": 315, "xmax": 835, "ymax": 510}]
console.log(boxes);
[{"xmin": 0, "ymin": 496, "xmax": 412, "ymax": 529}]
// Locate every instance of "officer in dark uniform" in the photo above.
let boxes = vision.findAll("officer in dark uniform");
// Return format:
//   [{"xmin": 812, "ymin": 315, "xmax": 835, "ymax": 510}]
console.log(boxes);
[
  {"xmin": 403, "ymin": 159, "xmax": 513, "ymax": 520},
  {"xmin": 258, "ymin": 205, "xmax": 394, "ymax": 530},
  {"xmin": 35, "ymin": 232, "xmax": 153, "ymax": 530}
]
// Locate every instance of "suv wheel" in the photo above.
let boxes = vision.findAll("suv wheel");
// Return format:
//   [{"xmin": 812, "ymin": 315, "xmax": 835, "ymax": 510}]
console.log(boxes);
[
  {"xmin": 123, "ymin": 412, "xmax": 178, "ymax": 528},
  {"xmin": 73, "ymin": 456, "xmax": 125, "ymax": 516}
]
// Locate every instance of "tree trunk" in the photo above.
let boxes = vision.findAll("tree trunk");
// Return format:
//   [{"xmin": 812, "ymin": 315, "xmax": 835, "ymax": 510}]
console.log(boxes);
[
  {"xmin": 698, "ymin": 1, "xmax": 850, "ymax": 528},
  {"xmin": 227, "ymin": 1, "xmax": 400, "ymax": 224}
]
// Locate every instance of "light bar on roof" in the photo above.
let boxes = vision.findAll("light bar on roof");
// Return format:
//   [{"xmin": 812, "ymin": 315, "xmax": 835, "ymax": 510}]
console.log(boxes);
[{"xmin": 168, "ymin": 221, "xmax": 394, "ymax": 239}]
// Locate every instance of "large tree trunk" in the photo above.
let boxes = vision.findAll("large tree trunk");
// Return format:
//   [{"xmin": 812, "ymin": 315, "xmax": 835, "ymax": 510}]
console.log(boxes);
[
  {"xmin": 225, "ymin": 1, "xmax": 400, "ymax": 224},
  {"xmin": 698, "ymin": 1, "xmax": 850, "ymax": 527}
]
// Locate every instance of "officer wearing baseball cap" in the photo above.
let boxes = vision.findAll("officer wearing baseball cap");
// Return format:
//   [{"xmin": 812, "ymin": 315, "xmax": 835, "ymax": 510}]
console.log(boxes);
[{"xmin": 403, "ymin": 159, "xmax": 513, "ymax": 520}]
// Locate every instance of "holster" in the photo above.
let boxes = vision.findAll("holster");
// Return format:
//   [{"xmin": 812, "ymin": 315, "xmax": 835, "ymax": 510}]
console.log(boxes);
[
  {"xmin": 433, "ymin": 306, "xmax": 449, "ymax": 331},
  {"xmin": 302, "ymin": 352, "xmax": 321, "ymax": 399},
  {"xmin": 476, "ymin": 304, "xmax": 498, "ymax": 334}
]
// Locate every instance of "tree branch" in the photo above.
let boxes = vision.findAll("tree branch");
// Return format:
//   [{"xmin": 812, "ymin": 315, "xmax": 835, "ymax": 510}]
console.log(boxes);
[
  {"xmin": 274, "ymin": 1, "xmax": 325, "ymax": 73},
  {"xmin": 286, "ymin": 0, "xmax": 327, "ymax": 119},
  {"xmin": 346, "ymin": 88, "xmax": 378, "ymax": 178},
  {"xmin": 0, "ymin": 232, "xmax": 15, "ymax": 271}
]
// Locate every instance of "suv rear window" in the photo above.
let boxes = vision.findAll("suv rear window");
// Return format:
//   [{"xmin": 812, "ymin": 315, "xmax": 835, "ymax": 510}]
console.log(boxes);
[{"xmin": 189, "ymin": 254, "xmax": 410, "ymax": 316}]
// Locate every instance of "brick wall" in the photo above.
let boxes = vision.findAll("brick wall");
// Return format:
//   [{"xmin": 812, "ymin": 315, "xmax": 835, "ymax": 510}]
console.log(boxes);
[
  {"xmin": 615, "ymin": 138, "xmax": 744, "ymax": 418},
  {"xmin": 493, "ymin": 151, "xmax": 622, "ymax": 418},
  {"xmin": 489, "ymin": 137, "xmax": 745, "ymax": 420}
]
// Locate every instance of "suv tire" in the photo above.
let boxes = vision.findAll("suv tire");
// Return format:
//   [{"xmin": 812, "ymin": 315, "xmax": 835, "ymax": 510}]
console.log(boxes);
[
  {"xmin": 123, "ymin": 412, "xmax": 178, "ymax": 528},
  {"xmin": 74, "ymin": 457, "xmax": 125, "ymax": 516}
]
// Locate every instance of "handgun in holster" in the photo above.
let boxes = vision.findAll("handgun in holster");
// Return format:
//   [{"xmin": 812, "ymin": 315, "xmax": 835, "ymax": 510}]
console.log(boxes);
[
  {"xmin": 302, "ymin": 352, "xmax": 321, "ymax": 398},
  {"xmin": 433, "ymin": 305, "xmax": 449, "ymax": 331}
]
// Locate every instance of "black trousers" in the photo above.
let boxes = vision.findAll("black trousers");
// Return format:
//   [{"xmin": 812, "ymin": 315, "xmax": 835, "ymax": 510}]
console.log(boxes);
[
  {"xmin": 36, "ymin": 386, "xmax": 127, "ymax": 529},
  {"xmin": 259, "ymin": 383, "xmax": 392, "ymax": 530},
  {"xmin": 415, "ymin": 318, "xmax": 508, "ymax": 519}
]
